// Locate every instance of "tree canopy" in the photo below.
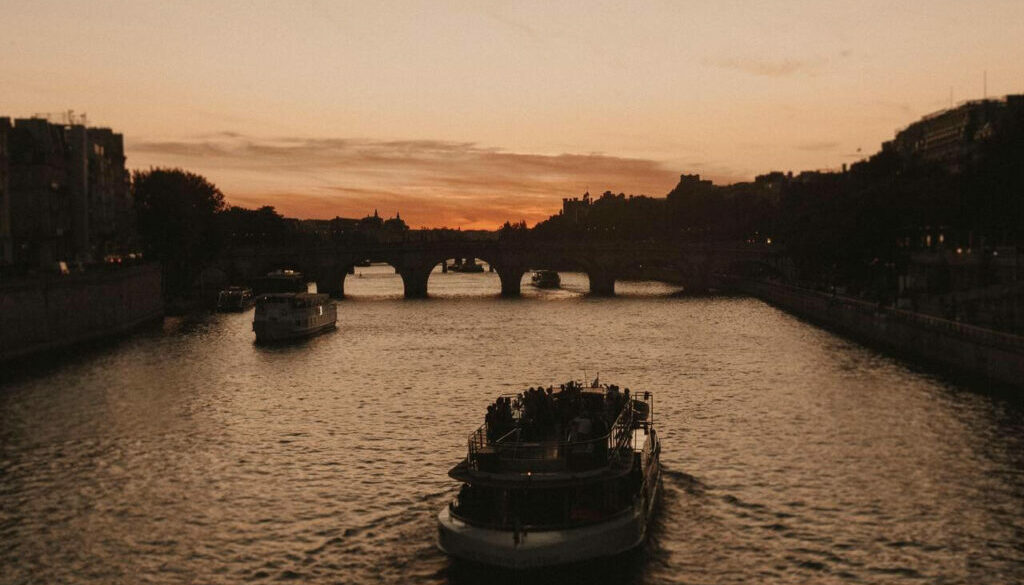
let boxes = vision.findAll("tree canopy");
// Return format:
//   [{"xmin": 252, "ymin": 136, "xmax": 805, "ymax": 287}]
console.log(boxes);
[{"xmin": 133, "ymin": 168, "xmax": 226, "ymax": 295}]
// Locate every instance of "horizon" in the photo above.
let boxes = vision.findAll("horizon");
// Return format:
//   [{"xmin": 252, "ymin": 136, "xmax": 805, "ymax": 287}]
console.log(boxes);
[{"xmin": 4, "ymin": 1, "xmax": 1023, "ymax": 228}]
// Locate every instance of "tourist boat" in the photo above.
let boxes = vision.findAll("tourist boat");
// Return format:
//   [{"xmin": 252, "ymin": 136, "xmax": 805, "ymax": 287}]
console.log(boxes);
[
  {"xmin": 437, "ymin": 381, "xmax": 660, "ymax": 569},
  {"xmin": 530, "ymin": 270, "xmax": 560, "ymax": 289},
  {"xmin": 216, "ymin": 286, "xmax": 255, "ymax": 311},
  {"xmin": 252, "ymin": 293, "xmax": 337, "ymax": 343}
]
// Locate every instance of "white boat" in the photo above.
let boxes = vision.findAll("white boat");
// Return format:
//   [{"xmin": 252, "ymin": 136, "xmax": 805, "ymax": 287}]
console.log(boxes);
[
  {"xmin": 437, "ymin": 381, "xmax": 660, "ymax": 569},
  {"xmin": 252, "ymin": 293, "xmax": 337, "ymax": 343}
]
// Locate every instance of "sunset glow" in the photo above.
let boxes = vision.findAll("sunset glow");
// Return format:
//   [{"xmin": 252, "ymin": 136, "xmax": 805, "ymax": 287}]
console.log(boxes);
[{"xmin": 4, "ymin": 0, "xmax": 1023, "ymax": 227}]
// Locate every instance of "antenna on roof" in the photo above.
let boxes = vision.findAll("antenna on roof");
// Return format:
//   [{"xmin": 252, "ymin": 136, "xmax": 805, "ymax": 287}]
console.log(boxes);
[{"xmin": 983, "ymin": 70, "xmax": 987, "ymax": 99}]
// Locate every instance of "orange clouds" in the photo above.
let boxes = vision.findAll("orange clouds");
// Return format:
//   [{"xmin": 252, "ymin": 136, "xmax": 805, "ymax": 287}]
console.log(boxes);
[{"xmin": 129, "ymin": 134, "xmax": 681, "ymax": 229}]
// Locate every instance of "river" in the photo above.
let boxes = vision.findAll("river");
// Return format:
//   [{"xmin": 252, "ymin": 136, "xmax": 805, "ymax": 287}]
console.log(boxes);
[{"xmin": 2, "ymin": 266, "xmax": 1022, "ymax": 584}]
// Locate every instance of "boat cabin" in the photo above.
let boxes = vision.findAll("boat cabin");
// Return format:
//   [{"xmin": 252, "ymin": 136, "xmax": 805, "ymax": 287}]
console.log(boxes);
[{"xmin": 447, "ymin": 382, "xmax": 657, "ymax": 530}]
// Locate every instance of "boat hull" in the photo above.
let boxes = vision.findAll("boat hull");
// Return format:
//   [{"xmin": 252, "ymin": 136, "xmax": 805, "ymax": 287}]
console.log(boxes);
[
  {"xmin": 253, "ymin": 293, "xmax": 337, "ymax": 344},
  {"xmin": 530, "ymin": 271, "xmax": 560, "ymax": 288},
  {"xmin": 438, "ymin": 446, "xmax": 660, "ymax": 569},
  {"xmin": 254, "ymin": 319, "xmax": 336, "ymax": 343}
]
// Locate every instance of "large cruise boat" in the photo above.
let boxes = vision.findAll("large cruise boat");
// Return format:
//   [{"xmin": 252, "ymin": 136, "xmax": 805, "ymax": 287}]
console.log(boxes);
[
  {"xmin": 438, "ymin": 381, "xmax": 660, "ymax": 569},
  {"xmin": 252, "ymin": 293, "xmax": 337, "ymax": 343}
]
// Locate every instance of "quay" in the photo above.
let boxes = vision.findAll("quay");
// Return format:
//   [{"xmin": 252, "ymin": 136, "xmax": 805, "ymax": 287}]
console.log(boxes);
[
  {"xmin": 735, "ymin": 278, "xmax": 1024, "ymax": 389},
  {"xmin": 0, "ymin": 264, "xmax": 163, "ymax": 363}
]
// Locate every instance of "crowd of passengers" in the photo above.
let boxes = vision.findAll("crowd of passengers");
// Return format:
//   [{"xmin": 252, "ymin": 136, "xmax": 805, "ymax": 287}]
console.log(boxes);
[{"xmin": 484, "ymin": 381, "xmax": 633, "ymax": 443}]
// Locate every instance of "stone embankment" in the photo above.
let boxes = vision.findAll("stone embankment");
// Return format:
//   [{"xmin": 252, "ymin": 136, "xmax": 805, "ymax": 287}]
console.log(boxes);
[
  {"xmin": 0, "ymin": 264, "xmax": 163, "ymax": 362},
  {"xmin": 737, "ymin": 279, "xmax": 1024, "ymax": 389}
]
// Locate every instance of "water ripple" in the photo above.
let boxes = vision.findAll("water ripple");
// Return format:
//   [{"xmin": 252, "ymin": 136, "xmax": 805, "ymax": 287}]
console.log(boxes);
[{"xmin": 1, "ymin": 270, "xmax": 1022, "ymax": 584}]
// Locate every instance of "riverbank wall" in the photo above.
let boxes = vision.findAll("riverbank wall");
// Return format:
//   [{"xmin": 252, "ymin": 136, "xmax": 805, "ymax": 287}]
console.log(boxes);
[
  {"xmin": 0, "ymin": 264, "xmax": 163, "ymax": 362},
  {"xmin": 735, "ymin": 279, "xmax": 1024, "ymax": 388}
]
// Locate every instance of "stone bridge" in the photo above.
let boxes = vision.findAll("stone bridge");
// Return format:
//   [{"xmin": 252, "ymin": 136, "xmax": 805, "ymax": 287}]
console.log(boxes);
[{"xmin": 217, "ymin": 239, "xmax": 779, "ymax": 298}]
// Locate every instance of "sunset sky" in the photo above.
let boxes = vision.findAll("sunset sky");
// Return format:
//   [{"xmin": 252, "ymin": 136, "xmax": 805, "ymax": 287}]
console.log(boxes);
[{"xmin": 4, "ymin": 1, "xmax": 1023, "ymax": 228}]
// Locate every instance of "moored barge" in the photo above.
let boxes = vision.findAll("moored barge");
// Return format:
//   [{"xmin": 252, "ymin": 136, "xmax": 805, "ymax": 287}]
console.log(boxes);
[{"xmin": 216, "ymin": 286, "xmax": 255, "ymax": 311}]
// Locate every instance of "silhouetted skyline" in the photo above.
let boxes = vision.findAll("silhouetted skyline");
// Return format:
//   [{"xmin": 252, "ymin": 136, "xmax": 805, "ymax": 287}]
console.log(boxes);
[{"xmin": 4, "ymin": 1, "xmax": 1023, "ymax": 227}]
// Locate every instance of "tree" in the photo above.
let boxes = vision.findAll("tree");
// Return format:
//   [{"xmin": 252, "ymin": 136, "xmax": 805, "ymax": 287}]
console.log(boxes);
[
  {"xmin": 218, "ymin": 205, "xmax": 292, "ymax": 244},
  {"xmin": 132, "ymin": 168, "xmax": 226, "ymax": 295}
]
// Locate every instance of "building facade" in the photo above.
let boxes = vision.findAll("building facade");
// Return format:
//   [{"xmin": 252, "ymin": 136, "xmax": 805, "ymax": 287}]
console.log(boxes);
[
  {"xmin": 561, "ymin": 191, "xmax": 592, "ymax": 225},
  {"xmin": 0, "ymin": 116, "xmax": 132, "ymax": 272},
  {"xmin": 0, "ymin": 119, "xmax": 11, "ymax": 265},
  {"xmin": 886, "ymin": 94, "xmax": 1024, "ymax": 169}
]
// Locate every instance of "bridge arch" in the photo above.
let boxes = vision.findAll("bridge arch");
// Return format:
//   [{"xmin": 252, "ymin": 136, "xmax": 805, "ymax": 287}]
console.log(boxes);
[
  {"xmin": 338, "ymin": 259, "xmax": 408, "ymax": 299},
  {"xmin": 538, "ymin": 254, "xmax": 619, "ymax": 296},
  {"xmin": 420, "ymin": 256, "xmax": 510, "ymax": 298},
  {"xmin": 218, "ymin": 240, "xmax": 779, "ymax": 300}
]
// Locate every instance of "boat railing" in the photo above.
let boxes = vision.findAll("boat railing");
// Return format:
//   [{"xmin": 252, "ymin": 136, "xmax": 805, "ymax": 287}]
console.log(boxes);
[{"xmin": 466, "ymin": 395, "xmax": 646, "ymax": 473}]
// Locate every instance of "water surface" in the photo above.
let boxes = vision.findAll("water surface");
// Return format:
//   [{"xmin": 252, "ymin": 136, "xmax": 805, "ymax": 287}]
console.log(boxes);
[{"xmin": 2, "ymin": 266, "xmax": 1022, "ymax": 584}]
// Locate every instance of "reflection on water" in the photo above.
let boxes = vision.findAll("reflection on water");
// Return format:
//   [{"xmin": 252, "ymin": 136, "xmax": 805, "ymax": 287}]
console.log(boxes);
[{"xmin": 2, "ymin": 266, "xmax": 1022, "ymax": 584}]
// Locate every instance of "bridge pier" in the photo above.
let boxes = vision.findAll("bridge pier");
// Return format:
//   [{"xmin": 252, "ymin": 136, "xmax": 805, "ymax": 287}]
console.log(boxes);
[
  {"xmin": 398, "ymin": 266, "xmax": 432, "ymax": 299},
  {"xmin": 587, "ymin": 270, "xmax": 616, "ymax": 296},
  {"xmin": 221, "ymin": 241, "xmax": 770, "ymax": 303},
  {"xmin": 679, "ymin": 261, "xmax": 712, "ymax": 294},
  {"xmin": 317, "ymin": 272, "xmax": 346, "ymax": 299},
  {"xmin": 495, "ymin": 264, "xmax": 527, "ymax": 297},
  {"xmin": 684, "ymin": 278, "xmax": 710, "ymax": 294}
]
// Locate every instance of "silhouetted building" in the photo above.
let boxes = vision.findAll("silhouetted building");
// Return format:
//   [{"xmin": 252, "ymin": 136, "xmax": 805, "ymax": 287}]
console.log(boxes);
[
  {"xmin": 290, "ymin": 216, "xmax": 361, "ymax": 239},
  {"xmin": 357, "ymin": 209, "xmax": 407, "ymax": 232},
  {"xmin": 331, "ymin": 217, "xmax": 359, "ymax": 231},
  {"xmin": 358, "ymin": 209, "xmax": 384, "ymax": 231},
  {"xmin": 665, "ymin": 174, "xmax": 714, "ymax": 201},
  {"xmin": 561, "ymin": 191, "xmax": 591, "ymax": 225},
  {"xmin": 383, "ymin": 211, "xmax": 408, "ymax": 231},
  {"xmin": 0, "ymin": 119, "xmax": 11, "ymax": 265},
  {"xmin": 85, "ymin": 127, "xmax": 132, "ymax": 258},
  {"xmin": 1, "ymin": 115, "xmax": 132, "ymax": 271},
  {"xmin": 885, "ymin": 94, "xmax": 1024, "ymax": 169}
]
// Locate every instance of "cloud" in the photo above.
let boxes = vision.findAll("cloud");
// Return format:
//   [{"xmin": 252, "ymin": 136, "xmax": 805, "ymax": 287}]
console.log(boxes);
[
  {"xmin": 704, "ymin": 56, "xmax": 811, "ymax": 77},
  {"xmin": 128, "ymin": 134, "xmax": 682, "ymax": 229},
  {"xmin": 794, "ymin": 141, "xmax": 840, "ymax": 152}
]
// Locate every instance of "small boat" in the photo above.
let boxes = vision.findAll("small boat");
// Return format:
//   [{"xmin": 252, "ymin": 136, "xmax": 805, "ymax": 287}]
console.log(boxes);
[
  {"xmin": 530, "ymin": 270, "xmax": 560, "ymax": 289},
  {"xmin": 252, "ymin": 293, "xmax": 337, "ymax": 343},
  {"xmin": 216, "ymin": 286, "xmax": 255, "ymax": 311},
  {"xmin": 449, "ymin": 260, "xmax": 485, "ymax": 273},
  {"xmin": 438, "ymin": 381, "xmax": 660, "ymax": 569}
]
